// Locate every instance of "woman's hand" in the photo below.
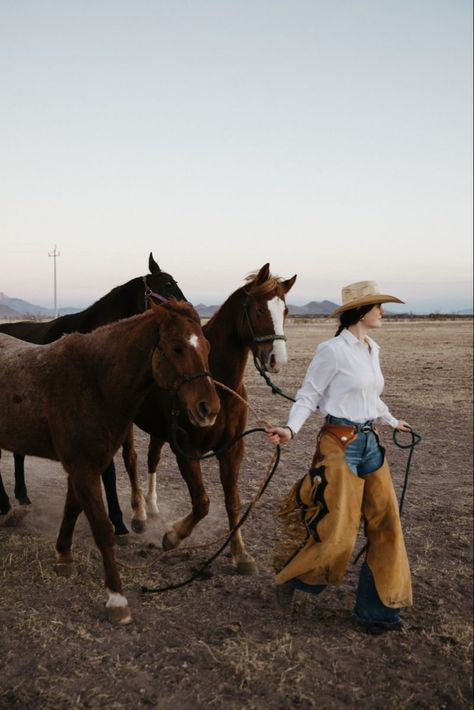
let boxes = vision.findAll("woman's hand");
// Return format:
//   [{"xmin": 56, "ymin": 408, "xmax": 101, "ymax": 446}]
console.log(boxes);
[
  {"xmin": 265, "ymin": 426, "xmax": 293, "ymax": 446},
  {"xmin": 395, "ymin": 419, "xmax": 412, "ymax": 432}
]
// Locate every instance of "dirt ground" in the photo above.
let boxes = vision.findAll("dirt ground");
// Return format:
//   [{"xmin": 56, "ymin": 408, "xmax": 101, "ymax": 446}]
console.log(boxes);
[{"xmin": 0, "ymin": 319, "xmax": 472, "ymax": 709}]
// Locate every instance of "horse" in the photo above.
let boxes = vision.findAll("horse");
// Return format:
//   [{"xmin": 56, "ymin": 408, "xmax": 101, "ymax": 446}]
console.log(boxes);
[
  {"xmin": 0, "ymin": 252, "xmax": 186, "ymax": 534},
  {"xmin": 0, "ymin": 300, "xmax": 220, "ymax": 623},
  {"xmin": 120, "ymin": 263, "xmax": 296, "ymax": 574}
]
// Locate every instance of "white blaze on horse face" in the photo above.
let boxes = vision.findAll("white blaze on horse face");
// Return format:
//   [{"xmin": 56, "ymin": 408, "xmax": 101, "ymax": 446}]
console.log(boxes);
[
  {"xmin": 189, "ymin": 334, "xmax": 199, "ymax": 349},
  {"xmin": 267, "ymin": 296, "xmax": 288, "ymax": 366}
]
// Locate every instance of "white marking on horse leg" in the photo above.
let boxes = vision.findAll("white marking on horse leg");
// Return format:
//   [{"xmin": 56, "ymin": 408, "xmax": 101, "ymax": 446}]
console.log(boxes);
[
  {"xmin": 105, "ymin": 589, "xmax": 132, "ymax": 624},
  {"xmin": 146, "ymin": 473, "xmax": 159, "ymax": 516},
  {"xmin": 106, "ymin": 590, "xmax": 129, "ymax": 609},
  {"xmin": 189, "ymin": 333, "xmax": 199, "ymax": 348},
  {"xmin": 267, "ymin": 296, "xmax": 288, "ymax": 367}
]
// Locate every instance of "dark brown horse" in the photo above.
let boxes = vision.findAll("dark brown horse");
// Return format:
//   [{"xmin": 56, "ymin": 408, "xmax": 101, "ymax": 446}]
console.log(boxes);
[
  {"xmin": 0, "ymin": 301, "xmax": 220, "ymax": 623},
  {"xmin": 123, "ymin": 264, "xmax": 296, "ymax": 574},
  {"xmin": 0, "ymin": 253, "xmax": 186, "ymax": 531}
]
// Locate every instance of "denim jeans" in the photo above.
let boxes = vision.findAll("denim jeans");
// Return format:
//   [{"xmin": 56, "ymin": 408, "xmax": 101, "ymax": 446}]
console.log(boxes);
[
  {"xmin": 287, "ymin": 415, "xmax": 401, "ymax": 624},
  {"xmin": 326, "ymin": 414, "xmax": 383, "ymax": 475}
]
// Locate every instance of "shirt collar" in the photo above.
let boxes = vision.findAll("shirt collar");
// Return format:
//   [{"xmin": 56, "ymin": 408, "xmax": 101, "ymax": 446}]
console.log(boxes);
[{"xmin": 341, "ymin": 329, "xmax": 380, "ymax": 350}]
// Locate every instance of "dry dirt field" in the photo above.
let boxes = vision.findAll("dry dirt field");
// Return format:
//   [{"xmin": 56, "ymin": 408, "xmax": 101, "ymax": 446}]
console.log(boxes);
[{"xmin": 0, "ymin": 319, "xmax": 472, "ymax": 709}]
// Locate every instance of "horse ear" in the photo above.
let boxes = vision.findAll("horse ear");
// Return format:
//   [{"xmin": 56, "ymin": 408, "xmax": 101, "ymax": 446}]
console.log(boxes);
[
  {"xmin": 282, "ymin": 274, "xmax": 297, "ymax": 294},
  {"xmin": 254, "ymin": 263, "xmax": 270, "ymax": 284},
  {"xmin": 149, "ymin": 253, "xmax": 162, "ymax": 274}
]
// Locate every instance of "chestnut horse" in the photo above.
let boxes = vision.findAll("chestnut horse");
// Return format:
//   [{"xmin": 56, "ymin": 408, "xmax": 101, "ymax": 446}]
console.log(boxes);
[
  {"xmin": 0, "ymin": 301, "xmax": 220, "ymax": 623},
  {"xmin": 0, "ymin": 252, "xmax": 186, "ymax": 531},
  {"xmin": 123, "ymin": 264, "xmax": 296, "ymax": 574}
]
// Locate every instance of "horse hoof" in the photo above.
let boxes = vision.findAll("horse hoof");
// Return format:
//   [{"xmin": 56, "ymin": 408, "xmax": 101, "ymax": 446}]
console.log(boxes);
[
  {"xmin": 106, "ymin": 605, "xmax": 133, "ymax": 625},
  {"xmin": 17, "ymin": 495, "xmax": 32, "ymax": 506},
  {"xmin": 237, "ymin": 560, "xmax": 258, "ymax": 576},
  {"xmin": 114, "ymin": 533, "xmax": 130, "ymax": 546},
  {"xmin": 131, "ymin": 518, "xmax": 146, "ymax": 534},
  {"xmin": 54, "ymin": 562, "xmax": 75, "ymax": 577},
  {"xmin": 162, "ymin": 531, "xmax": 178, "ymax": 551}
]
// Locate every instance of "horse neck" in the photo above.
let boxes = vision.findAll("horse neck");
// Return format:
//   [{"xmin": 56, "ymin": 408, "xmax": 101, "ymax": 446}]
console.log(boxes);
[
  {"xmin": 71, "ymin": 278, "xmax": 143, "ymax": 331},
  {"xmin": 88, "ymin": 311, "xmax": 156, "ymax": 415},
  {"xmin": 204, "ymin": 288, "xmax": 250, "ymax": 388}
]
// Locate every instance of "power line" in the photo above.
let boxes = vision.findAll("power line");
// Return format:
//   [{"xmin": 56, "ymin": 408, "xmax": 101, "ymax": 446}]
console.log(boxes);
[{"xmin": 48, "ymin": 245, "xmax": 60, "ymax": 318}]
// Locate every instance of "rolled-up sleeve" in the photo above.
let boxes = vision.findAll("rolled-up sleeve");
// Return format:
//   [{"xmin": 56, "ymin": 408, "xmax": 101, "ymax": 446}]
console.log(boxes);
[{"xmin": 287, "ymin": 343, "xmax": 337, "ymax": 434}]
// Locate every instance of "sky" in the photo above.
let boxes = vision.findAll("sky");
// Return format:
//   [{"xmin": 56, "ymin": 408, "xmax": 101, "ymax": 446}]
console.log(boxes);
[{"xmin": 0, "ymin": 0, "xmax": 472, "ymax": 313}]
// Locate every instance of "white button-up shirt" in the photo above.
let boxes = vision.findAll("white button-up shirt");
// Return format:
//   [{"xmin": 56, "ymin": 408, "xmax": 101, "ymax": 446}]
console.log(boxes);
[{"xmin": 287, "ymin": 328, "xmax": 399, "ymax": 434}]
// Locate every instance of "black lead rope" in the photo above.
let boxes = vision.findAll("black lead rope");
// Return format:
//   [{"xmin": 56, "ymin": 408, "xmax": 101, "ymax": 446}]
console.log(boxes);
[
  {"xmin": 392, "ymin": 428, "xmax": 422, "ymax": 515},
  {"xmin": 141, "ymin": 429, "xmax": 281, "ymax": 594},
  {"xmin": 353, "ymin": 427, "xmax": 422, "ymax": 565},
  {"xmin": 252, "ymin": 353, "xmax": 297, "ymax": 402}
]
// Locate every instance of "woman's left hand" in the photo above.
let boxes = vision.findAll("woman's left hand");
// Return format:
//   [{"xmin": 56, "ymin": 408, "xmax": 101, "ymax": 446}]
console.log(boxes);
[{"xmin": 395, "ymin": 419, "xmax": 412, "ymax": 432}]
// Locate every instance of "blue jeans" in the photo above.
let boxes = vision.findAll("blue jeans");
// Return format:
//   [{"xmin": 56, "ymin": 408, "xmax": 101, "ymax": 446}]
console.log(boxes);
[
  {"xmin": 288, "ymin": 415, "xmax": 400, "ymax": 625},
  {"xmin": 326, "ymin": 414, "xmax": 383, "ymax": 475}
]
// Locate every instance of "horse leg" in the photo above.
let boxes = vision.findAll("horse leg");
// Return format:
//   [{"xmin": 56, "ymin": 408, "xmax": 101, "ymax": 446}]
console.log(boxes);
[
  {"xmin": 13, "ymin": 453, "xmax": 31, "ymax": 505},
  {"xmin": 0, "ymin": 450, "xmax": 12, "ymax": 516},
  {"xmin": 101, "ymin": 460, "xmax": 130, "ymax": 541},
  {"xmin": 145, "ymin": 436, "xmax": 165, "ymax": 517},
  {"xmin": 121, "ymin": 426, "xmax": 147, "ymax": 534},
  {"xmin": 162, "ymin": 456, "xmax": 209, "ymax": 551},
  {"xmin": 70, "ymin": 470, "xmax": 132, "ymax": 625},
  {"xmin": 55, "ymin": 477, "xmax": 83, "ymax": 576},
  {"xmin": 218, "ymin": 442, "xmax": 258, "ymax": 575}
]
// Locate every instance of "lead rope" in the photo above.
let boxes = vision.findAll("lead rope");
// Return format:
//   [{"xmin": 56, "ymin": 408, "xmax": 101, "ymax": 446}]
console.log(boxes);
[
  {"xmin": 141, "ymin": 380, "xmax": 281, "ymax": 593},
  {"xmin": 353, "ymin": 427, "xmax": 422, "ymax": 565}
]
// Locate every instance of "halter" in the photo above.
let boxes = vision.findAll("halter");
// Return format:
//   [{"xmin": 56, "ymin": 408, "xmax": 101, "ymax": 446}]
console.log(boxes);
[
  {"xmin": 241, "ymin": 294, "xmax": 287, "ymax": 345},
  {"xmin": 142, "ymin": 275, "xmax": 172, "ymax": 306}
]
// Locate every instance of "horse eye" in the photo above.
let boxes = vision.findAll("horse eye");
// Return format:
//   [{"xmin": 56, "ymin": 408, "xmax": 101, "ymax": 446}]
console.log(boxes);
[
  {"xmin": 173, "ymin": 345, "xmax": 184, "ymax": 355},
  {"xmin": 257, "ymin": 307, "xmax": 264, "ymax": 314}
]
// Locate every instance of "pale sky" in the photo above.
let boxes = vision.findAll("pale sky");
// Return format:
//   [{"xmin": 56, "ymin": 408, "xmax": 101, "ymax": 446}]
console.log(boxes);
[{"xmin": 0, "ymin": 0, "xmax": 472, "ymax": 313}]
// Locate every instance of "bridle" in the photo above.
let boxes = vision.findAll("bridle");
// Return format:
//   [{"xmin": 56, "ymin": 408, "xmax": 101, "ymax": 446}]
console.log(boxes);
[
  {"xmin": 142, "ymin": 275, "xmax": 176, "ymax": 306},
  {"xmin": 152, "ymin": 336, "xmax": 212, "ymax": 397},
  {"xmin": 241, "ymin": 293, "xmax": 287, "ymax": 346}
]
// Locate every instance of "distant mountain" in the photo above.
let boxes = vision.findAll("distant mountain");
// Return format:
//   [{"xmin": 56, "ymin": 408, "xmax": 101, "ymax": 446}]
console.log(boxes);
[
  {"xmin": 0, "ymin": 292, "xmax": 80, "ymax": 318},
  {"xmin": 288, "ymin": 300, "xmax": 338, "ymax": 316},
  {"xmin": 193, "ymin": 300, "xmax": 338, "ymax": 318}
]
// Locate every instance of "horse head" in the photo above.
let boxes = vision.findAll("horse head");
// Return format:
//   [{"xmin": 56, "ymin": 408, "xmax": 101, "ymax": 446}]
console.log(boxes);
[
  {"xmin": 242, "ymin": 263, "xmax": 297, "ymax": 374},
  {"xmin": 143, "ymin": 253, "xmax": 187, "ymax": 305},
  {"xmin": 150, "ymin": 300, "xmax": 220, "ymax": 427}
]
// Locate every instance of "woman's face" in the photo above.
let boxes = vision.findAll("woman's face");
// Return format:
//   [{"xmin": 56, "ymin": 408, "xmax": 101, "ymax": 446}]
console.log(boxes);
[{"xmin": 362, "ymin": 303, "xmax": 384, "ymax": 328}]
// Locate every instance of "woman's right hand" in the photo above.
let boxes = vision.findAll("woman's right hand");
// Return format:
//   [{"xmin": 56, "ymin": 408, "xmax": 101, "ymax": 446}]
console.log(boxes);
[{"xmin": 265, "ymin": 426, "xmax": 293, "ymax": 446}]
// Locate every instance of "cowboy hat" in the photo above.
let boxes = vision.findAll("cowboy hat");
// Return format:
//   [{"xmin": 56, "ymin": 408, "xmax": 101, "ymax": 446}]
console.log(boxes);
[{"xmin": 330, "ymin": 281, "xmax": 404, "ymax": 317}]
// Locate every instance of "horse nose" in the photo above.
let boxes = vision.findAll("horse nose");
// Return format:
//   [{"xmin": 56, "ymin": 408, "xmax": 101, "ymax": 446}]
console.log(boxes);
[
  {"xmin": 269, "ymin": 353, "xmax": 276, "ymax": 369},
  {"xmin": 198, "ymin": 400, "xmax": 211, "ymax": 420}
]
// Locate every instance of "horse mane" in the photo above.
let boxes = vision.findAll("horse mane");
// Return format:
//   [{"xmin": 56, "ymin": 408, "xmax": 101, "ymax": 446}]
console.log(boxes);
[
  {"xmin": 244, "ymin": 270, "xmax": 287, "ymax": 298},
  {"xmin": 159, "ymin": 299, "xmax": 201, "ymax": 326}
]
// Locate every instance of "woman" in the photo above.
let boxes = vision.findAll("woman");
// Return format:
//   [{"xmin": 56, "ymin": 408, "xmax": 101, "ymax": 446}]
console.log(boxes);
[{"xmin": 266, "ymin": 280, "xmax": 412, "ymax": 633}]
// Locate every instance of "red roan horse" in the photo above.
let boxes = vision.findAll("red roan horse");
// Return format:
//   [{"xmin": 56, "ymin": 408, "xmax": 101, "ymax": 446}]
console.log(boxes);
[
  {"xmin": 0, "ymin": 301, "xmax": 220, "ymax": 623},
  {"xmin": 0, "ymin": 253, "xmax": 186, "ymax": 532},
  {"xmin": 122, "ymin": 264, "xmax": 296, "ymax": 574}
]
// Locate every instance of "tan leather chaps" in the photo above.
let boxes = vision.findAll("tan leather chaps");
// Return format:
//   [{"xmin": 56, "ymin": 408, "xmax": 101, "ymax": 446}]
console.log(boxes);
[{"xmin": 274, "ymin": 428, "xmax": 412, "ymax": 608}]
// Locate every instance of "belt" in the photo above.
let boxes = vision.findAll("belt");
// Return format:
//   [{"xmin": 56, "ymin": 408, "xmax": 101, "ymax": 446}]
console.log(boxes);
[{"xmin": 325, "ymin": 416, "xmax": 375, "ymax": 433}]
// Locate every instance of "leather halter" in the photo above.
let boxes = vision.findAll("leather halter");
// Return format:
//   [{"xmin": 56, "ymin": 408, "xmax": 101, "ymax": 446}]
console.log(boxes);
[
  {"xmin": 242, "ymin": 294, "xmax": 287, "ymax": 345},
  {"xmin": 142, "ymin": 275, "xmax": 172, "ymax": 306}
]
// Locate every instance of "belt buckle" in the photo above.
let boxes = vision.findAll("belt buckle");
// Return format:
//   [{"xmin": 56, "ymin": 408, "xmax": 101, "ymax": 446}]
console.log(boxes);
[{"xmin": 361, "ymin": 423, "xmax": 372, "ymax": 433}]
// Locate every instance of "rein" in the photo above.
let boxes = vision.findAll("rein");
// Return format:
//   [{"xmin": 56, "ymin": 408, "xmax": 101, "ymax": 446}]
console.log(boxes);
[
  {"xmin": 141, "ymin": 427, "xmax": 281, "ymax": 594},
  {"xmin": 242, "ymin": 293, "xmax": 297, "ymax": 402},
  {"xmin": 353, "ymin": 427, "xmax": 422, "ymax": 565}
]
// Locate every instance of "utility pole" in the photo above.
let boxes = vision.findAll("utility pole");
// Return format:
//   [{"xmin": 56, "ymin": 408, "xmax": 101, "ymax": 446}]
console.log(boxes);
[{"xmin": 48, "ymin": 245, "xmax": 60, "ymax": 318}]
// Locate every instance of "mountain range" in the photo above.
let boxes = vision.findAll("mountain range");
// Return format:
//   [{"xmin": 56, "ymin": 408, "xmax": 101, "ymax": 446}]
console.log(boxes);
[
  {"xmin": 0, "ymin": 292, "xmax": 339, "ymax": 319},
  {"xmin": 1, "ymin": 292, "xmax": 472, "ymax": 319}
]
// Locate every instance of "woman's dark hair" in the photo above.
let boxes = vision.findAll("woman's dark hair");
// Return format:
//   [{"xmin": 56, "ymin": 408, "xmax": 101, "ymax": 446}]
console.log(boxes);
[{"xmin": 335, "ymin": 304, "xmax": 377, "ymax": 336}]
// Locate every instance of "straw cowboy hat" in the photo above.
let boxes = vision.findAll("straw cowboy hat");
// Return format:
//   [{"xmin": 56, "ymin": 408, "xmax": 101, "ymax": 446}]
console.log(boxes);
[{"xmin": 330, "ymin": 281, "xmax": 404, "ymax": 317}]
